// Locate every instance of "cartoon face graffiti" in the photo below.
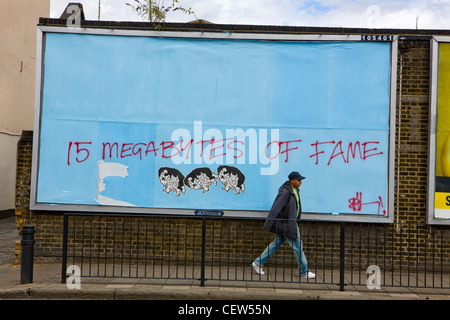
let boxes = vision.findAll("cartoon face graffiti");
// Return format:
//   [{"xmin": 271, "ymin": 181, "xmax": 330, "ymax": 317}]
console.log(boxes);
[
  {"xmin": 158, "ymin": 167, "xmax": 186, "ymax": 197},
  {"xmin": 217, "ymin": 165, "xmax": 246, "ymax": 195},
  {"xmin": 184, "ymin": 167, "xmax": 218, "ymax": 193}
]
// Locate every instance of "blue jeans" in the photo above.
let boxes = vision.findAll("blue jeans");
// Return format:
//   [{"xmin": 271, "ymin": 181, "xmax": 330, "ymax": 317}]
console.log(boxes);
[{"xmin": 253, "ymin": 225, "xmax": 310, "ymax": 275}]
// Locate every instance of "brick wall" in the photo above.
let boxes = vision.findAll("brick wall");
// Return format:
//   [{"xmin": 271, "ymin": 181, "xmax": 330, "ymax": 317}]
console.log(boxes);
[
  {"xmin": 14, "ymin": 35, "xmax": 449, "ymax": 269},
  {"xmin": 395, "ymin": 39, "xmax": 430, "ymax": 224}
]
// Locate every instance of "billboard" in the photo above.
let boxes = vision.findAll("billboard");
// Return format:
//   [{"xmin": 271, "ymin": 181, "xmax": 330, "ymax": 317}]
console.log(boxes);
[
  {"xmin": 428, "ymin": 37, "xmax": 450, "ymax": 225},
  {"xmin": 31, "ymin": 27, "xmax": 397, "ymax": 221}
]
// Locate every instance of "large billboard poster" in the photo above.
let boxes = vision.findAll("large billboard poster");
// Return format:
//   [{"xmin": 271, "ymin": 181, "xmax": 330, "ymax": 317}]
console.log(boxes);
[
  {"xmin": 31, "ymin": 28, "xmax": 396, "ymax": 221},
  {"xmin": 430, "ymin": 38, "xmax": 450, "ymax": 224}
]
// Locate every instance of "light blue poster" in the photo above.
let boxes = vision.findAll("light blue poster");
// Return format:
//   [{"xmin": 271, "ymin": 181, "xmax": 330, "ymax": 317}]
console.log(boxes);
[{"xmin": 36, "ymin": 32, "xmax": 392, "ymax": 216}]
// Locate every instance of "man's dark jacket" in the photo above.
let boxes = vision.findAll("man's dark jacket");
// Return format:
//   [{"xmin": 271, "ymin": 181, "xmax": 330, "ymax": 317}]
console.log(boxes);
[{"xmin": 264, "ymin": 181, "xmax": 302, "ymax": 240}]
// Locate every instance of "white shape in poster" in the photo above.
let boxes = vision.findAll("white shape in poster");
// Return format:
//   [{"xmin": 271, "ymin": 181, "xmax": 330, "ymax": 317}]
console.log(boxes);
[
  {"xmin": 435, "ymin": 209, "xmax": 450, "ymax": 219},
  {"xmin": 95, "ymin": 160, "xmax": 135, "ymax": 206}
]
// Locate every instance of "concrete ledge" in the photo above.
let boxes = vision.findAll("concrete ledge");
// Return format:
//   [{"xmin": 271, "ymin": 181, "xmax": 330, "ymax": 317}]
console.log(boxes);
[
  {"xmin": 0, "ymin": 285, "xmax": 413, "ymax": 300},
  {"xmin": 0, "ymin": 264, "xmax": 448, "ymax": 300}
]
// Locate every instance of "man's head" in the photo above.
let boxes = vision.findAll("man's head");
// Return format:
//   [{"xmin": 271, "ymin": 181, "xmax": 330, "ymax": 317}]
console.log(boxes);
[{"xmin": 288, "ymin": 171, "xmax": 306, "ymax": 189}]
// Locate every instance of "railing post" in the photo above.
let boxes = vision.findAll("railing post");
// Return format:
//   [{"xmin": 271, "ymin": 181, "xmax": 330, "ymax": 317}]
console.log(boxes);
[
  {"xmin": 61, "ymin": 213, "xmax": 69, "ymax": 284},
  {"xmin": 199, "ymin": 217, "xmax": 207, "ymax": 286},
  {"xmin": 339, "ymin": 222, "xmax": 345, "ymax": 291},
  {"xmin": 20, "ymin": 225, "xmax": 36, "ymax": 284}
]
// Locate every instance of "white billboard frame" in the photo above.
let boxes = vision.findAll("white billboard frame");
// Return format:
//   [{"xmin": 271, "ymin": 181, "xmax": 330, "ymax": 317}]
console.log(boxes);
[
  {"xmin": 427, "ymin": 36, "xmax": 450, "ymax": 225},
  {"xmin": 30, "ymin": 25, "xmax": 397, "ymax": 223}
]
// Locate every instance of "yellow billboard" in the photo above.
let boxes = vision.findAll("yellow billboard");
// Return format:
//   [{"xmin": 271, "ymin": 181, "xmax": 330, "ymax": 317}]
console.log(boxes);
[{"xmin": 435, "ymin": 42, "xmax": 450, "ymax": 219}]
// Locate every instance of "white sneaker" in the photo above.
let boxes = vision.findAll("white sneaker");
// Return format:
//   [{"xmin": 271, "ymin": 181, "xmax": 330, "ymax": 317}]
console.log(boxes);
[
  {"xmin": 301, "ymin": 271, "xmax": 316, "ymax": 279},
  {"xmin": 251, "ymin": 262, "xmax": 265, "ymax": 275}
]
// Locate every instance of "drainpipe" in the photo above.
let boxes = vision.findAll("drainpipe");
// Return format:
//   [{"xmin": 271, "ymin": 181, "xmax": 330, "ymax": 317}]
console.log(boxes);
[{"xmin": 396, "ymin": 53, "xmax": 403, "ymax": 232}]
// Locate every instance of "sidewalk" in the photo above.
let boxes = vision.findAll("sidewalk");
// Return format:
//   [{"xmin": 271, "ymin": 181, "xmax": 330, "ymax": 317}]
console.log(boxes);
[
  {"xmin": 0, "ymin": 217, "xmax": 449, "ymax": 300},
  {"xmin": 0, "ymin": 262, "xmax": 449, "ymax": 300}
]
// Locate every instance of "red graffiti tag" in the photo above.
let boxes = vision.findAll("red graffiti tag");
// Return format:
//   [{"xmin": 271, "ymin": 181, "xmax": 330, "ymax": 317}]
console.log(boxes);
[
  {"xmin": 310, "ymin": 140, "xmax": 383, "ymax": 166},
  {"xmin": 67, "ymin": 141, "xmax": 92, "ymax": 165},
  {"xmin": 348, "ymin": 192, "xmax": 386, "ymax": 216}
]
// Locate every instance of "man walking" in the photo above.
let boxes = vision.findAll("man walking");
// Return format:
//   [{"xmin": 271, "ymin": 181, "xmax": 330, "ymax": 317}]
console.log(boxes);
[{"xmin": 251, "ymin": 171, "xmax": 315, "ymax": 279}]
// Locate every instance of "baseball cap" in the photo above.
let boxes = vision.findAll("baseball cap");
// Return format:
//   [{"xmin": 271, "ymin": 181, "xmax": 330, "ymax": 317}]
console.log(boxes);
[{"xmin": 288, "ymin": 171, "xmax": 306, "ymax": 181}]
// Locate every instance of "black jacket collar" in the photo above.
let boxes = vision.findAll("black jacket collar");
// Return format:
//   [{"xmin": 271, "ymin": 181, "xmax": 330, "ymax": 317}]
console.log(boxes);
[{"xmin": 281, "ymin": 181, "xmax": 297, "ymax": 195}]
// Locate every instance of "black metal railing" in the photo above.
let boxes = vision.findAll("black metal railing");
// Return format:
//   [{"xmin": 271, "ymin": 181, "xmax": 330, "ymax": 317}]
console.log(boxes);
[{"xmin": 61, "ymin": 213, "xmax": 449, "ymax": 291}]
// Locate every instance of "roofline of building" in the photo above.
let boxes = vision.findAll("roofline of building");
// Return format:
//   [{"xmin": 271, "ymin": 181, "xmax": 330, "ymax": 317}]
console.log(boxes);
[{"xmin": 38, "ymin": 17, "xmax": 450, "ymax": 38}]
